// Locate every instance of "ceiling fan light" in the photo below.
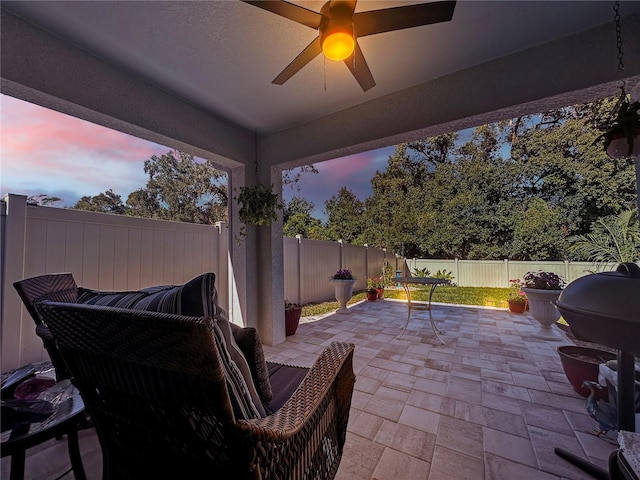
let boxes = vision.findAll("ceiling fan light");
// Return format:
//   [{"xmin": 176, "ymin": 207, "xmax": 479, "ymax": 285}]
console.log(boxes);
[{"xmin": 321, "ymin": 31, "xmax": 355, "ymax": 61}]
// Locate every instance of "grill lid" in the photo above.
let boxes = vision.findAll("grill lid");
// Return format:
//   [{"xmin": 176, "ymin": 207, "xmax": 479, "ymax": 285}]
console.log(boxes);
[{"xmin": 555, "ymin": 263, "xmax": 640, "ymax": 356}]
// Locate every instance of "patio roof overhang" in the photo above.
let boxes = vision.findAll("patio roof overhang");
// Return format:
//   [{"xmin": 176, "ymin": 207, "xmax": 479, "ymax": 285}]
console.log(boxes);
[{"xmin": 1, "ymin": 1, "xmax": 640, "ymax": 345}]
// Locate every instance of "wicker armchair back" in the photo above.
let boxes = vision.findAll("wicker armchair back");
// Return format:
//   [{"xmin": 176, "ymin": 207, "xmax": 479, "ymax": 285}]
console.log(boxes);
[
  {"xmin": 37, "ymin": 301, "xmax": 355, "ymax": 480},
  {"xmin": 13, "ymin": 273, "xmax": 78, "ymax": 381}
]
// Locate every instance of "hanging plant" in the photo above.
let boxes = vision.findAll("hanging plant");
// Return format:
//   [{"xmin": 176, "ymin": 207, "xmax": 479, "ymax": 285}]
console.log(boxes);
[
  {"xmin": 234, "ymin": 131, "xmax": 283, "ymax": 241},
  {"xmin": 594, "ymin": 88, "xmax": 640, "ymax": 158},
  {"xmin": 235, "ymin": 183, "xmax": 282, "ymax": 226},
  {"xmin": 234, "ymin": 183, "xmax": 283, "ymax": 242}
]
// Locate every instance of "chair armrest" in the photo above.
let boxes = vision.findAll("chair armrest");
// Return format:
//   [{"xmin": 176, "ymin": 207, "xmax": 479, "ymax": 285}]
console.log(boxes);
[{"xmin": 236, "ymin": 341, "xmax": 355, "ymax": 479}]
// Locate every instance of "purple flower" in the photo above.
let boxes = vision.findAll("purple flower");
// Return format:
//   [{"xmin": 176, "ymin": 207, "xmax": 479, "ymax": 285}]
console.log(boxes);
[
  {"xmin": 523, "ymin": 271, "xmax": 566, "ymax": 290},
  {"xmin": 332, "ymin": 268, "xmax": 354, "ymax": 280}
]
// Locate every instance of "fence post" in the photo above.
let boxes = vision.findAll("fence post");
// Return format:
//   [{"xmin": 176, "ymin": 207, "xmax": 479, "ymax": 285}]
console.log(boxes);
[
  {"xmin": 504, "ymin": 259, "xmax": 509, "ymax": 288},
  {"xmin": 295, "ymin": 235, "xmax": 303, "ymax": 305},
  {"xmin": 564, "ymin": 260, "xmax": 570, "ymax": 282},
  {"xmin": 364, "ymin": 243, "xmax": 369, "ymax": 278},
  {"xmin": 454, "ymin": 258, "xmax": 460, "ymax": 286},
  {"xmin": 2, "ymin": 194, "xmax": 28, "ymax": 370},
  {"xmin": 338, "ymin": 239, "xmax": 344, "ymax": 270}
]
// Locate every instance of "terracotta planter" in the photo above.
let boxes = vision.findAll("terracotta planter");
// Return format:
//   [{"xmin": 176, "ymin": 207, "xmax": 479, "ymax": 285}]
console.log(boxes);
[
  {"xmin": 557, "ymin": 346, "xmax": 616, "ymax": 401},
  {"xmin": 366, "ymin": 289, "xmax": 378, "ymax": 301},
  {"xmin": 508, "ymin": 301, "xmax": 526, "ymax": 313},
  {"xmin": 285, "ymin": 308, "xmax": 302, "ymax": 336}
]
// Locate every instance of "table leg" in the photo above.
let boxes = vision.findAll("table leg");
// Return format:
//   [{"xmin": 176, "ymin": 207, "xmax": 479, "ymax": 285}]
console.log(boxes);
[
  {"xmin": 10, "ymin": 450, "xmax": 25, "ymax": 480},
  {"xmin": 396, "ymin": 283, "xmax": 413, "ymax": 339},
  {"xmin": 67, "ymin": 427, "xmax": 87, "ymax": 480},
  {"xmin": 397, "ymin": 283, "xmax": 445, "ymax": 344}
]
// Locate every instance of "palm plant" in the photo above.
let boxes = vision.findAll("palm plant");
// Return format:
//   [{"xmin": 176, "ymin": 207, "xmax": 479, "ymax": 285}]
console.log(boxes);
[{"xmin": 568, "ymin": 209, "xmax": 640, "ymax": 271}]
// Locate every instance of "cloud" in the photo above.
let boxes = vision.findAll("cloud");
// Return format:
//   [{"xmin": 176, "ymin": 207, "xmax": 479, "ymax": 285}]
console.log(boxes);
[
  {"xmin": 284, "ymin": 146, "xmax": 395, "ymax": 219},
  {"xmin": 1, "ymin": 95, "xmax": 169, "ymax": 203},
  {"xmin": 1, "ymin": 95, "xmax": 396, "ymax": 216}
]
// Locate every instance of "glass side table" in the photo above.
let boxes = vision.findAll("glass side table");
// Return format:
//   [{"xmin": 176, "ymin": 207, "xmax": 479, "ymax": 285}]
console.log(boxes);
[{"xmin": 1, "ymin": 363, "xmax": 87, "ymax": 480}]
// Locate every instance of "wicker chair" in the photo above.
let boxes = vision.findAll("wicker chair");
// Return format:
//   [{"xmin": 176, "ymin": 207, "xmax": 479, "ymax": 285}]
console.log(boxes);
[
  {"xmin": 37, "ymin": 301, "xmax": 355, "ymax": 480},
  {"xmin": 13, "ymin": 273, "xmax": 78, "ymax": 381}
]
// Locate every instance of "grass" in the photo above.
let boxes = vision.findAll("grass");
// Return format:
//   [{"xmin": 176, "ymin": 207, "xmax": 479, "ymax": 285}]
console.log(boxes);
[{"xmin": 300, "ymin": 286, "xmax": 512, "ymax": 317}]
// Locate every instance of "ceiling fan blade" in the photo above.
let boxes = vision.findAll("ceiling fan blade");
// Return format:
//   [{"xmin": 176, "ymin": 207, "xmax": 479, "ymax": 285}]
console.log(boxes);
[
  {"xmin": 272, "ymin": 37, "xmax": 323, "ymax": 85},
  {"xmin": 354, "ymin": 1, "xmax": 456, "ymax": 37},
  {"xmin": 242, "ymin": 0, "xmax": 322, "ymax": 29},
  {"xmin": 343, "ymin": 43, "xmax": 375, "ymax": 92}
]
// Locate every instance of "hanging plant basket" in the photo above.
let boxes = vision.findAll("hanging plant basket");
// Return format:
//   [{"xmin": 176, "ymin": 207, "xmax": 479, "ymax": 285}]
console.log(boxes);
[
  {"xmin": 236, "ymin": 184, "xmax": 282, "ymax": 226},
  {"xmin": 234, "ymin": 184, "xmax": 283, "ymax": 241},
  {"xmin": 594, "ymin": 88, "xmax": 640, "ymax": 159}
]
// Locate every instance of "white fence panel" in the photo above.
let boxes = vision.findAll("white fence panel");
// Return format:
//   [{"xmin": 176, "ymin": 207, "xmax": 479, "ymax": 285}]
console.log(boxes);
[
  {"xmin": 1, "ymin": 194, "xmax": 227, "ymax": 370},
  {"xmin": 342, "ymin": 243, "xmax": 367, "ymax": 291},
  {"xmin": 408, "ymin": 258, "xmax": 620, "ymax": 287},
  {"xmin": 283, "ymin": 236, "xmax": 301, "ymax": 304},
  {"xmin": 299, "ymin": 239, "xmax": 341, "ymax": 304}
]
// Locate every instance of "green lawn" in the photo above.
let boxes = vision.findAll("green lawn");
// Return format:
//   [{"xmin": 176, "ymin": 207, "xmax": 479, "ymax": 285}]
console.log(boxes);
[{"xmin": 301, "ymin": 286, "xmax": 512, "ymax": 317}]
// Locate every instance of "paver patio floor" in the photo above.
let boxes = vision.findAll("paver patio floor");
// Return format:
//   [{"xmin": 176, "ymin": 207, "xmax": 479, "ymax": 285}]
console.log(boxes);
[
  {"xmin": 1, "ymin": 299, "xmax": 619, "ymax": 479},
  {"xmin": 266, "ymin": 299, "xmax": 618, "ymax": 480}
]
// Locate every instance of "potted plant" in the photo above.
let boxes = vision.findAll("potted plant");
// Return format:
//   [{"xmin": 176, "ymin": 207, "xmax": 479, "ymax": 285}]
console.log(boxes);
[
  {"xmin": 366, "ymin": 278, "xmax": 379, "ymax": 301},
  {"xmin": 234, "ymin": 184, "xmax": 283, "ymax": 241},
  {"xmin": 507, "ymin": 291, "xmax": 527, "ymax": 313},
  {"xmin": 331, "ymin": 268, "xmax": 355, "ymax": 314},
  {"xmin": 557, "ymin": 346, "xmax": 616, "ymax": 401},
  {"xmin": 368, "ymin": 276, "xmax": 384, "ymax": 299},
  {"xmin": 594, "ymin": 88, "xmax": 640, "ymax": 158},
  {"xmin": 285, "ymin": 300, "xmax": 302, "ymax": 336},
  {"xmin": 507, "ymin": 278, "xmax": 527, "ymax": 313},
  {"xmin": 521, "ymin": 271, "xmax": 567, "ymax": 339}
]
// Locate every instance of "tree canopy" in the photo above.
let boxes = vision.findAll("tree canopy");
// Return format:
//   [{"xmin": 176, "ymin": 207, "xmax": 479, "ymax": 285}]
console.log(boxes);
[
  {"xmin": 288, "ymin": 96, "xmax": 637, "ymax": 261},
  {"xmin": 73, "ymin": 151, "xmax": 228, "ymax": 224},
  {"xmin": 69, "ymin": 96, "xmax": 638, "ymax": 262}
]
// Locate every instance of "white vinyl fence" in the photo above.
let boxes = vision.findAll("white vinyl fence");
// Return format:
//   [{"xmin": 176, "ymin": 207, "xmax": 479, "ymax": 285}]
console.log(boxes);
[
  {"xmin": 3, "ymin": 192, "xmax": 613, "ymax": 371},
  {"xmin": 406, "ymin": 258, "xmax": 616, "ymax": 287},
  {"xmin": 1, "ymin": 194, "xmax": 391, "ymax": 370}
]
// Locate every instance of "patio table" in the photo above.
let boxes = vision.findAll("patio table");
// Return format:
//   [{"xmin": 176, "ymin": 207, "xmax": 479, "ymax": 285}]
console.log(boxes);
[
  {"xmin": 1, "ymin": 365, "xmax": 87, "ymax": 480},
  {"xmin": 395, "ymin": 277, "xmax": 449, "ymax": 344}
]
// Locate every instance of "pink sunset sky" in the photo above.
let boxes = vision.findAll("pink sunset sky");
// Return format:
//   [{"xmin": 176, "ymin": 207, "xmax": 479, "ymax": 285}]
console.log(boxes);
[{"xmin": 0, "ymin": 94, "xmax": 393, "ymax": 219}]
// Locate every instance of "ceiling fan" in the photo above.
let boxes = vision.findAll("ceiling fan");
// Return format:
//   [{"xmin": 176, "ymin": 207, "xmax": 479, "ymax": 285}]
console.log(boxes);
[{"xmin": 242, "ymin": 0, "xmax": 457, "ymax": 92}]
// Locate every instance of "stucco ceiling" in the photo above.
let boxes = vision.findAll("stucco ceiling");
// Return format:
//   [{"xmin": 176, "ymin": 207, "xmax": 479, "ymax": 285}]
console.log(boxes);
[{"xmin": 2, "ymin": 1, "xmax": 640, "ymax": 169}]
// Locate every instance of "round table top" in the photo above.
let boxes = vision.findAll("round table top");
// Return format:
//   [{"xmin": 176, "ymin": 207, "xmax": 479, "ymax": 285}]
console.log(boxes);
[
  {"xmin": 396, "ymin": 277, "xmax": 450, "ymax": 286},
  {"xmin": 1, "ymin": 368, "xmax": 84, "ymax": 451}
]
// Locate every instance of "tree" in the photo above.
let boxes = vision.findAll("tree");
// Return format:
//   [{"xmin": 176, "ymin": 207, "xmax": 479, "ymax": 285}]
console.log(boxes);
[
  {"xmin": 282, "ymin": 165, "xmax": 319, "ymax": 191},
  {"xmin": 511, "ymin": 198, "xmax": 567, "ymax": 260},
  {"xmin": 324, "ymin": 187, "xmax": 365, "ymax": 243},
  {"xmin": 568, "ymin": 209, "xmax": 640, "ymax": 270},
  {"xmin": 283, "ymin": 196, "xmax": 315, "ymax": 223},
  {"xmin": 418, "ymin": 125, "xmax": 519, "ymax": 259},
  {"xmin": 362, "ymin": 143, "xmax": 445, "ymax": 256},
  {"xmin": 73, "ymin": 189, "xmax": 127, "ymax": 214},
  {"xmin": 510, "ymin": 99, "xmax": 637, "ymax": 234},
  {"xmin": 283, "ymin": 212, "xmax": 324, "ymax": 239},
  {"xmin": 127, "ymin": 150, "xmax": 227, "ymax": 224},
  {"xmin": 283, "ymin": 196, "xmax": 326, "ymax": 239}
]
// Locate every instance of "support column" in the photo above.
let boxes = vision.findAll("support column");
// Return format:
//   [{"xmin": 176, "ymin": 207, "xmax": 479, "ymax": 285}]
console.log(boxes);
[
  {"xmin": 254, "ymin": 165, "xmax": 285, "ymax": 346},
  {"xmin": 230, "ymin": 135, "xmax": 285, "ymax": 346}
]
